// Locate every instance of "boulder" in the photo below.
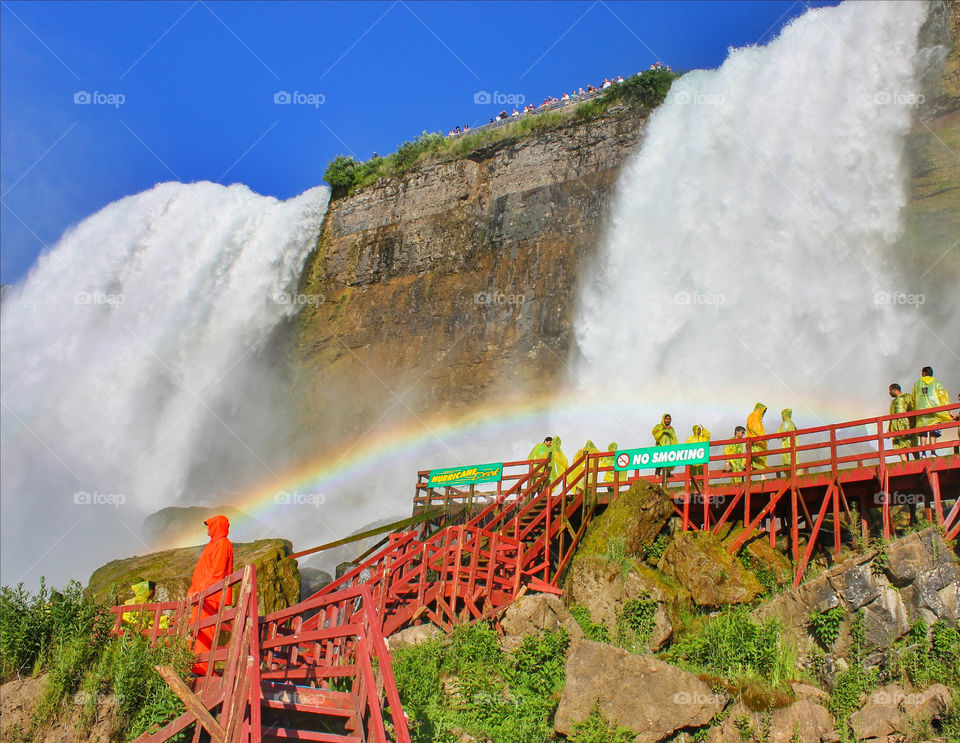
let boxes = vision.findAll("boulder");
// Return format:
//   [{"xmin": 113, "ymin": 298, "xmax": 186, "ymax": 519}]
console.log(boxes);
[
  {"xmin": 658, "ymin": 531, "xmax": 762, "ymax": 606},
  {"xmin": 849, "ymin": 684, "xmax": 952, "ymax": 740},
  {"xmin": 554, "ymin": 640, "xmax": 725, "ymax": 742},
  {"xmin": 87, "ymin": 538, "xmax": 300, "ymax": 614},
  {"xmin": 498, "ymin": 592, "xmax": 584, "ymax": 652},
  {"xmin": 706, "ymin": 699, "xmax": 839, "ymax": 743},
  {"xmin": 563, "ymin": 558, "xmax": 685, "ymax": 651},
  {"xmin": 386, "ymin": 622, "xmax": 443, "ymax": 651},
  {"xmin": 720, "ymin": 525, "xmax": 794, "ymax": 590},
  {"xmin": 570, "ymin": 481, "xmax": 673, "ymax": 561},
  {"xmin": 755, "ymin": 529, "xmax": 960, "ymax": 663}
]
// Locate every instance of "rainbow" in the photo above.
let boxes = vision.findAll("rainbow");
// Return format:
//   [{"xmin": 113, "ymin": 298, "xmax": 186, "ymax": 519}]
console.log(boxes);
[{"xmin": 158, "ymin": 384, "xmax": 870, "ymax": 553}]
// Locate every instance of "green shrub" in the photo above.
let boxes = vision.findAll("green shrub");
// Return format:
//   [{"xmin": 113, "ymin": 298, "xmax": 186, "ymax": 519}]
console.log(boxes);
[
  {"xmin": 569, "ymin": 605, "xmax": 610, "ymax": 643},
  {"xmin": 809, "ymin": 605, "xmax": 845, "ymax": 648},
  {"xmin": 1, "ymin": 580, "xmax": 191, "ymax": 741},
  {"xmin": 322, "ymin": 155, "xmax": 360, "ymax": 192},
  {"xmin": 665, "ymin": 606, "xmax": 794, "ymax": 687},
  {"xmin": 568, "ymin": 701, "xmax": 634, "ymax": 742},
  {"xmin": 392, "ymin": 622, "xmax": 570, "ymax": 743},
  {"xmin": 0, "ymin": 580, "xmax": 105, "ymax": 681},
  {"xmin": 616, "ymin": 595, "xmax": 657, "ymax": 653},
  {"xmin": 886, "ymin": 619, "xmax": 960, "ymax": 690}
]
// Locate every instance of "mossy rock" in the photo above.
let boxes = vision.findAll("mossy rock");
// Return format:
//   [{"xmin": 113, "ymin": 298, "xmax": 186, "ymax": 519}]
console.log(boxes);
[
  {"xmin": 721, "ymin": 525, "xmax": 794, "ymax": 591},
  {"xmin": 87, "ymin": 539, "xmax": 300, "ymax": 615},
  {"xmin": 574, "ymin": 481, "xmax": 673, "ymax": 561},
  {"xmin": 657, "ymin": 531, "xmax": 762, "ymax": 607}
]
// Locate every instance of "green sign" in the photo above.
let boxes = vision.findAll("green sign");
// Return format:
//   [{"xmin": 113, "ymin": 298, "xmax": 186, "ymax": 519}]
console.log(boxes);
[
  {"xmin": 613, "ymin": 442, "xmax": 710, "ymax": 471},
  {"xmin": 428, "ymin": 462, "xmax": 504, "ymax": 487}
]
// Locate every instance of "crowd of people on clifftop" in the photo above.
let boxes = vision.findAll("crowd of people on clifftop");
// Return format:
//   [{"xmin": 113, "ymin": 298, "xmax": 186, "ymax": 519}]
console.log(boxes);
[{"xmin": 448, "ymin": 62, "xmax": 671, "ymax": 137}]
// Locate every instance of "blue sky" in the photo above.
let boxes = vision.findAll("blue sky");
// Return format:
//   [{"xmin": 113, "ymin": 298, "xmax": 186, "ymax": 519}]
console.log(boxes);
[{"xmin": 0, "ymin": 0, "xmax": 831, "ymax": 284}]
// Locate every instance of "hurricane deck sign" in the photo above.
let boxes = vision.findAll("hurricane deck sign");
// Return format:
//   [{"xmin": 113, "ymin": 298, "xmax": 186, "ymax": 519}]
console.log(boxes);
[
  {"xmin": 613, "ymin": 442, "xmax": 710, "ymax": 471},
  {"xmin": 428, "ymin": 462, "xmax": 504, "ymax": 487}
]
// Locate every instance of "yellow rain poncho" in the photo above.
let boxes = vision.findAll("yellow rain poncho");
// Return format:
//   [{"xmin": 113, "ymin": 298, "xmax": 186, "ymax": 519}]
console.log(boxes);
[
  {"xmin": 777, "ymin": 409, "xmax": 797, "ymax": 470},
  {"xmin": 571, "ymin": 439, "xmax": 601, "ymax": 490},
  {"xmin": 911, "ymin": 375, "xmax": 952, "ymax": 428},
  {"xmin": 528, "ymin": 440, "xmax": 552, "ymax": 479},
  {"xmin": 889, "ymin": 392, "xmax": 917, "ymax": 450},
  {"xmin": 122, "ymin": 580, "xmax": 169, "ymax": 629},
  {"xmin": 601, "ymin": 442, "xmax": 618, "ymax": 483},
  {"xmin": 746, "ymin": 403, "xmax": 767, "ymax": 470},
  {"xmin": 685, "ymin": 425, "xmax": 711, "ymax": 476},
  {"xmin": 652, "ymin": 415, "xmax": 678, "ymax": 446},
  {"xmin": 549, "ymin": 435, "xmax": 570, "ymax": 481},
  {"xmin": 528, "ymin": 441, "xmax": 551, "ymax": 461},
  {"xmin": 724, "ymin": 440, "xmax": 746, "ymax": 482}
]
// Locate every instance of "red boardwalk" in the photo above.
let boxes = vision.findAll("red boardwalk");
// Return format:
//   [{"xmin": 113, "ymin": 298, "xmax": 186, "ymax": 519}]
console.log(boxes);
[{"xmin": 113, "ymin": 403, "xmax": 959, "ymax": 741}]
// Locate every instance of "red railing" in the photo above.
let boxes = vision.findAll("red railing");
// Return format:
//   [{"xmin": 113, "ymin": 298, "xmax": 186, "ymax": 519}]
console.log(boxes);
[
  {"xmin": 259, "ymin": 584, "xmax": 410, "ymax": 743},
  {"xmin": 113, "ymin": 565, "xmax": 261, "ymax": 742}
]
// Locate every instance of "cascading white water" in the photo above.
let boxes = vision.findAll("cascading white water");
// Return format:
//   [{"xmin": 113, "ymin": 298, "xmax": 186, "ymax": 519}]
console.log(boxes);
[
  {"xmin": 0, "ymin": 182, "xmax": 329, "ymax": 587},
  {"xmin": 574, "ymin": 1, "xmax": 955, "ymax": 430}
]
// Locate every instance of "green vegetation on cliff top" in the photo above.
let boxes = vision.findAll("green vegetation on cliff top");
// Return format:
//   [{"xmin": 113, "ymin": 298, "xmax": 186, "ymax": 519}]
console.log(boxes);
[{"xmin": 324, "ymin": 68, "xmax": 678, "ymax": 197}]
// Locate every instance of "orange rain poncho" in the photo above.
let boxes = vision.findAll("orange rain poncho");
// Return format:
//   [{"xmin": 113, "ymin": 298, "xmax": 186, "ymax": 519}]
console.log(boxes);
[
  {"xmin": 746, "ymin": 403, "xmax": 768, "ymax": 470},
  {"xmin": 188, "ymin": 515, "xmax": 234, "ymax": 675}
]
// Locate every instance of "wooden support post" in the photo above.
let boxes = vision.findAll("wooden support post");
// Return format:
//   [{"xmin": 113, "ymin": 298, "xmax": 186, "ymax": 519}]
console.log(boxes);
[{"xmin": 154, "ymin": 666, "xmax": 226, "ymax": 743}]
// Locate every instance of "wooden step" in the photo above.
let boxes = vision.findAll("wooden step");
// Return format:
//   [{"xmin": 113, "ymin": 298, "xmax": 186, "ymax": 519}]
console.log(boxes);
[
  {"xmin": 262, "ymin": 726, "xmax": 361, "ymax": 742},
  {"xmin": 261, "ymin": 682, "xmax": 356, "ymax": 716}
]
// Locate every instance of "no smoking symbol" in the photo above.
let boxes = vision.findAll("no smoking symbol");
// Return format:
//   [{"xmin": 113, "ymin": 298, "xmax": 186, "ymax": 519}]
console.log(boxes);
[{"xmin": 616, "ymin": 453, "xmax": 630, "ymax": 468}]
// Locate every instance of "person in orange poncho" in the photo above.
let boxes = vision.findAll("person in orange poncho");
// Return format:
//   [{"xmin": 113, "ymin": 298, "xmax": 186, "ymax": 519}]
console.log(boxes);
[
  {"xmin": 746, "ymin": 403, "xmax": 768, "ymax": 475},
  {"xmin": 187, "ymin": 515, "xmax": 234, "ymax": 675}
]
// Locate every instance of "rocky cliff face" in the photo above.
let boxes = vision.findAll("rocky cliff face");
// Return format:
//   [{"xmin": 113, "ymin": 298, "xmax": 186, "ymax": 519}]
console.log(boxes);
[
  {"xmin": 290, "ymin": 1, "xmax": 959, "ymax": 450},
  {"xmin": 290, "ymin": 107, "xmax": 650, "ymax": 444}
]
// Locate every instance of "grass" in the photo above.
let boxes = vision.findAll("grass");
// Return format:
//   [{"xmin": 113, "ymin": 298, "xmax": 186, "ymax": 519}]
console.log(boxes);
[
  {"xmin": 1, "ymin": 580, "xmax": 191, "ymax": 741},
  {"xmin": 664, "ymin": 606, "xmax": 795, "ymax": 690},
  {"xmin": 567, "ymin": 702, "xmax": 634, "ymax": 743},
  {"xmin": 324, "ymin": 68, "xmax": 678, "ymax": 197},
  {"xmin": 391, "ymin": 621, "xmax": 570, "ymax": 743}
]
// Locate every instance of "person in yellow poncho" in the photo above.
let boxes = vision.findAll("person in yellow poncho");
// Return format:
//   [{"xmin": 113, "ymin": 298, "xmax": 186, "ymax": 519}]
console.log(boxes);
[
  {"xmin": 746, "ymin": 403, "xmax": 768, "ymax": 474},
  {"xmin": 685, "ymin": 424, "xmax": 711, "ymax": 478},
  {"xmin": 600, "ymin": 442, "xmax": 618, "ymax": 486},
  {"xmin": 911, "ymin": 366, "xmax": 952, "ymax": 456},
  {"xmin": 571, "ymin": 439, "xmax": 600, "ymax": 493},
  {"xmin": 723, "ymin": 426, "xmax": 747, "ymax": 482},
  {"xmin": 122, "ymin": 579, "xmax": 169, "ymax": 630},
  {"xmin": 653, "ymin": 414, "xmax": 677, "ymax": 484},
  {"xmin": 528, "ymin": 436, "xmax": 553, "ymax": 481},
  {"xmin": 888, "ymin": 383, "xmax": 918, "ymax": 462},
  {"xmin": 777, "ymin": 409, "xmax": 797, "ymax": 473},
  {"xmin": 548, "ymin": 435, "xmax": 570, "ymax": 481}
]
